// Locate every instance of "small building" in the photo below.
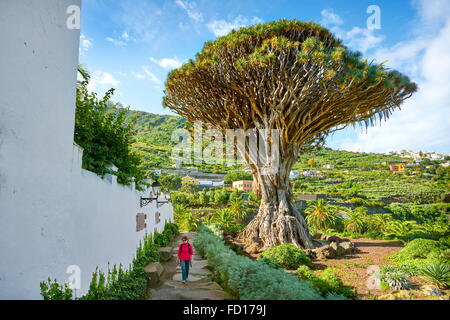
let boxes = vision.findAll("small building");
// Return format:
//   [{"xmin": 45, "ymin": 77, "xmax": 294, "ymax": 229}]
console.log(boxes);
[
  {"xmin": 302, "ymin": 170, "xmax": 322, "ymax": 177},
  {"xmin": 389, "ymin": 163, "xmax": 406, "ymax": 173},
  {"xmin": 182, "ymin": 175, "xmax": 199, "ymax": 185},
  {"xmin": 232, "ymin": 180, "xmax": 253, "ymax": 192},
  {"xmin": 323, "ymin": 164, "xmax": 334, "ymax": 169}
]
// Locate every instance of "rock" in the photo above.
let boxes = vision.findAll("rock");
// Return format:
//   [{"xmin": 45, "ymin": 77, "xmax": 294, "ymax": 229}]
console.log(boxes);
[
  {"xmin": 327, "ymin": 235, "xmax": 342, "ymax": 243},
  {"xmin": 340, "ymin": 241, "xmax": 356, "ymax": 254},
  {"xmin": 144, "ymin": 262, "xmax": 164, "ymax": 286},
  {"xmin": 314, "ymin": 245, "xmax": 337, "ymax": 259},
  {"xmin": 304, "ymin": 249, "xmax": 317, "ymax": 259},
  {"xmin": 312, "ymin": 233, "xmax": 322, "ymax": 239},
  {"xmin": 421, "ymin": 285, "xmax": 444, "ymax": 296},
  {"xmin": 158, "ymin": 247, "xmax": 173, "ymax": 262},
  {"xmin": 245, "ymin": 243, "xmax": 260, "ymax": 254},
  {"xmin": 330, "ymin": 242, "xmax": 346, "ymax": 257}
]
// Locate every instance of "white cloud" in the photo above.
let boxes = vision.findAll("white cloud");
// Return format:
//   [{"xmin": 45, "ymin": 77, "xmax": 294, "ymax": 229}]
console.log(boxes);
[
  {"xmin": 87, "ymin": 72, "xmax": 119, "ymax": 93},
  {"xmin": 149, "ymin": 57, "xmax": 182, "ymax": 69},
  {"xmin": 320, "ymin": 9, "xmax": 343, "ymax": 26},
  {"xmin": 318, "ymin": 9, "xmax": 383, "ymax": 54},
  {"xmin": 106, "ymin": 37, "xmax": 127, "ymax": 47},
  {"xmin": 106, "ymin": 31, "xmax": 133, "ymax": 47},
  {"xmin": 143, "ymin": 67, "xmax": 162, "ymax": 85},
  {"xmin": 207, "ymin": 16, "xmax": 263, "ymax": 37},
  {"xmin": 343, "ymin": 27, "xmax": 384, "ymax": 53},
  {"xmin": 79, "ymin": 34, "xmax": 93, "ymax": 53},
  {"xmin": 121, "ymin": 31, "xmax": 130, "ymax": 41},
  {"xmin": 337, "ymin": 4, "xmax": 450, "ymax": 154},
  {"xmin": 131, "ymin": 71, "xmax": 146, "ymax": 80},
  {"xmin": 176, "ymin": 0, "xmax": 203, "ymax": 22}
]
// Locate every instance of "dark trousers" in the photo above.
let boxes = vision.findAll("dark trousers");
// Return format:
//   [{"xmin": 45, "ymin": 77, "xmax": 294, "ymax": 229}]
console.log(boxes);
[{"xmin": 180, "ymin": 260, "xmax": 190, "ymax": 281}]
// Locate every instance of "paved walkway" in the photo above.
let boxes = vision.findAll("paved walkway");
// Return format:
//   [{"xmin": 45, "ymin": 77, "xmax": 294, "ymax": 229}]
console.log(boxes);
[{"xmin": 148, "ymin": 232, "xmax": 231, "ymax": 300}]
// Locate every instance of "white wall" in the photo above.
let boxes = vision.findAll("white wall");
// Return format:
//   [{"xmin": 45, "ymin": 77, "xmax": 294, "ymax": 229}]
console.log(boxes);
[{"xmin": 0, "ymin": 0, "xmax": 173, "ymax": 299}]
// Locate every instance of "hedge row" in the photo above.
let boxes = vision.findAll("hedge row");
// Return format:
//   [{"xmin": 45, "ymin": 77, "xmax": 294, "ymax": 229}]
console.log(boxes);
[{"xmin": 193, "ymin": 224, "xmax": 347, "ymax": 300}]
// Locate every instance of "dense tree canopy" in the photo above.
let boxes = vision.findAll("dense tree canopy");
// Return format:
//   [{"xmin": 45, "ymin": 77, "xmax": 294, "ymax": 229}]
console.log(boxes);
[{"xmin": 163, "ymin": 19, "xmax": 416, "ymax": 144}]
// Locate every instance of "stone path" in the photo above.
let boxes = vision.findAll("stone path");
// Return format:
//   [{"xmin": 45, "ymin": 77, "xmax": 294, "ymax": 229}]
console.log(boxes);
[{"xmin": 148, "ymin": 232, "xmax": 231, "ymax": 300}]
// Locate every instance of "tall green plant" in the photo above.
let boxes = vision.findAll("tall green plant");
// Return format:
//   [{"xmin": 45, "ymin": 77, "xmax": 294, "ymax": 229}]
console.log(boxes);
[{"xmin": 75, "ymin": 67, "xmax": 146, "ymax": 187}]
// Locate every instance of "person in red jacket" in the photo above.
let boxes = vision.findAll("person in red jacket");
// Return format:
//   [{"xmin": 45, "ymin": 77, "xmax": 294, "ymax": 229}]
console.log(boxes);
[{"xmin": 177, "ymin": 236, "xmax": 194, "ymax": 283}]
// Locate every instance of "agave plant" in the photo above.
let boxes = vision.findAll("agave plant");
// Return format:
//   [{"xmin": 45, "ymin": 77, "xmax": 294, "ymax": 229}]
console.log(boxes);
[
  {"xmin": 420, "ymin": 260, "xmax": 450, "ymax": 289},
  {"xmin": 305, "ymin": 199, "xmax": 342, "ymax": 232},
  {"xmin": 379, "ymin": 265, "xmax": 413, "ymax": 290}
]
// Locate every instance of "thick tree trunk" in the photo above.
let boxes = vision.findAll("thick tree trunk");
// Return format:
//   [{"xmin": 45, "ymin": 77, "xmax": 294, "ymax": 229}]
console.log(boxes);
[{"xmin": 237, "ymin": 151, "xmax": 316, "ymax": 251}]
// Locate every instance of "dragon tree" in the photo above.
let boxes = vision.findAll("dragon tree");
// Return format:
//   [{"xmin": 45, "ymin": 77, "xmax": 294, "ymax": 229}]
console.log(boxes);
[{"xmin": 163, "ymin": 19, "xmax": 417, "ymax": 251}]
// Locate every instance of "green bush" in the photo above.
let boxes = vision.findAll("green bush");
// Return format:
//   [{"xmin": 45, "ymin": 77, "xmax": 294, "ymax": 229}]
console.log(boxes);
[
  {"xmin": 74, "ymin": 67, "xmax": 146, "ymax": 187},
  {"xmin": 378, "ymin": 265, "xmax": 416, "ymax": 290},
  {"xmin": 420, "ymin": 260, "xmax": 450, "ymax": 289},
  {"xmin": 258, "ymin": 243, "xmax": 311, "ymax": 269},
  {"xmin": 40, "ymin": 278, "xmax": 73, "ymax": 300},
  {"xmin": 258, "ymin": 257, "xmax": 282, "ymax": 269},
  {"xmin": 194, "ymin": 225, "xmax": 334, "ymax": 300},
  {"xmin": 391, "ymin": 238, "xmax": 449, "ymax": 261},
  {"xmin": 296, "ymin": 266, "xmax": 356, "ymax": 298}
]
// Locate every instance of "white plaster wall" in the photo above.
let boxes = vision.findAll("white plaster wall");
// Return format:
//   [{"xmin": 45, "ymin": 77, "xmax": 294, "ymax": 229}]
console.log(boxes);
[{"xmin": 0, "ymin": 0, "xmax": 173, "ymax": 299}]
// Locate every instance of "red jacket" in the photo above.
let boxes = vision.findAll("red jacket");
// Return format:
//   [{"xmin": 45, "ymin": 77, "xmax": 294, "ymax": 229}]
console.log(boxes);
[{"xmin": 178, "ymin": 242, "xmax": 194, "ymax": 261}]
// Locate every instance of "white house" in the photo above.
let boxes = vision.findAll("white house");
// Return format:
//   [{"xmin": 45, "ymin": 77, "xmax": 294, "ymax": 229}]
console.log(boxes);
[{"xmin": 303, "ymin": 170, "xmax": 322, "ymax": 177}]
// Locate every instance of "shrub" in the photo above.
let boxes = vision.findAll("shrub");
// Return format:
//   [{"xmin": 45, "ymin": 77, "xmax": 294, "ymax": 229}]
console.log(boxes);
[
  {"xmin": 194, "ymin": 225, "xmax": 330, "ymax": 300},
  {"xmin": 258, "ymin": 244, "xmax": 311, "ymax": 269},
  {"xmin": 378, "ymin": 265, "xmax": 414, "ymax": 290},
  {"xmin": 258, "ymin": 257, "xmax": 282, "ymax": 269},
  {"xmin": 296, "ymin": 266, "xmax": 357, "ymax": 298},
  {"xmin": 74, "ymin": 69, "xmax": 146, "ymax": 187},
  {"xmin": 391, "ymin": 238, "xmax": 449, "ymax": 261},
  {"xmin": 384, "ymin": 220, "xmax": 425, "ymax": 238},
  {"xmin": 40, "ymin": 278, "xmax": 73, "ymax": 300},
  {"xmin": 420, "ymin": 260, "xmax": 450, "ymax": 289}
]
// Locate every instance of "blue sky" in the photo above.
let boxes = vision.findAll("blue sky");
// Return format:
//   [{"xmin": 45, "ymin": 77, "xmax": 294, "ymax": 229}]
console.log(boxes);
[{"xmin": 79, "ymin": 0, "xmax": 450, "ymax": 155}]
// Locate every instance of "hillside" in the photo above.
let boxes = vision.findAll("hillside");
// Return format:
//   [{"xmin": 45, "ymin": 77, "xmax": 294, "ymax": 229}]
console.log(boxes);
[
  {"xmin": 127, "ymin": 110, "xmax": 449, "ymax": 203},
  {"xmin": 127, "ymin": 110, "xmax": 186, "ymax": 170}
]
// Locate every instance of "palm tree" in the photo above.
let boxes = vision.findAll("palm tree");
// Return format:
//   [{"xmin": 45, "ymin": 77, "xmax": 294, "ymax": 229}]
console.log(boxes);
[{"xmin": 305, "ymin": 199, "xmax": 342, "ymax": 232}]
